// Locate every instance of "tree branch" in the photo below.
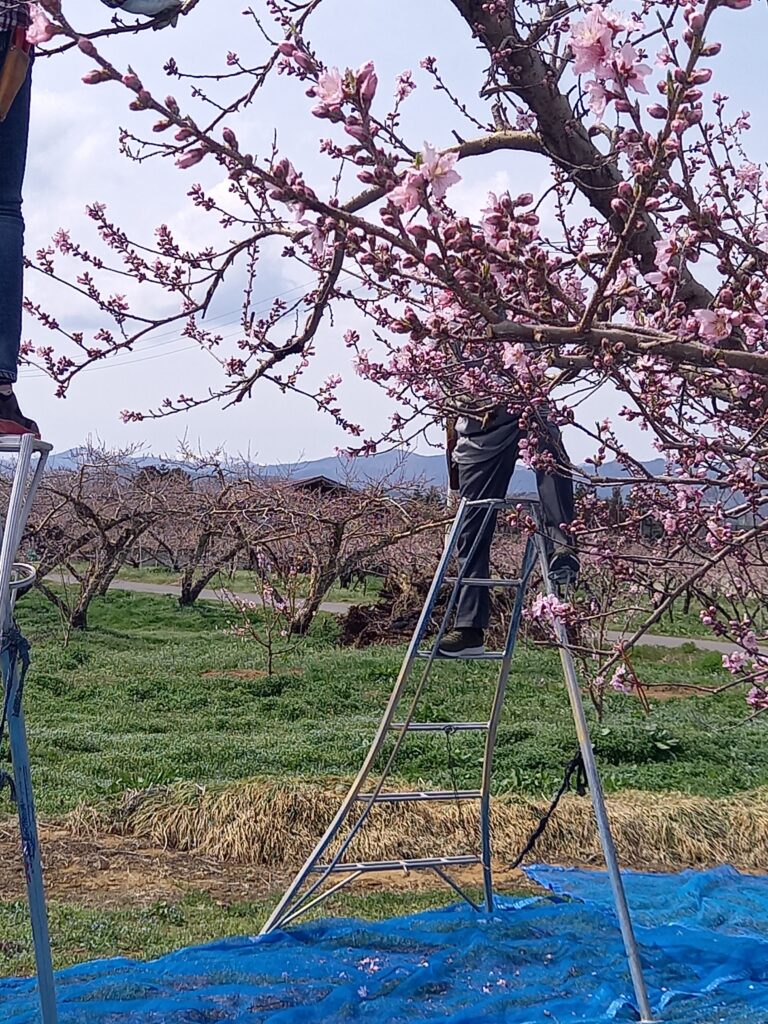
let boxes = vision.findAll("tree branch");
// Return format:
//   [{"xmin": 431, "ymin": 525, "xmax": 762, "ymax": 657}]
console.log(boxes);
[
  {"xmin": 344, "ymin": 130, "xmax": 542, "ymax": 214},
  {"xmin": 490, "ymin": 320, "xmax": 768, "ymax": 377}
]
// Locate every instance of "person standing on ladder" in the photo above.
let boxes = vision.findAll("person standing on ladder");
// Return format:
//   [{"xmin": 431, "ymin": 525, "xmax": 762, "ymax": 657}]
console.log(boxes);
[
  {"xmin": 437, "ymin": 408, "xmax": 579, "ymax": 658},
  {"xmin": 0, "ymin": 0, "xmax": 39, "ymax": 436},
  {"xmin": 0, "ymin": 0, "xmax": 183, "ymax": 441}
]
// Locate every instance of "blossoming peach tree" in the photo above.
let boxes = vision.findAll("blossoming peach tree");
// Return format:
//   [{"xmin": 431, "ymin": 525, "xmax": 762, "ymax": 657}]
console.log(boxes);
[{"xmin": 24, "ymin": 0, "xmax": 768, "ymax": 707}]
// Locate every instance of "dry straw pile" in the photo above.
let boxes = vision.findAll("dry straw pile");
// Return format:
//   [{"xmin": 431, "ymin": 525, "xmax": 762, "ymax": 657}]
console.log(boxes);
[{"xmin": 68, "ymin": 779, "xmax": 768, "ymax": 872}]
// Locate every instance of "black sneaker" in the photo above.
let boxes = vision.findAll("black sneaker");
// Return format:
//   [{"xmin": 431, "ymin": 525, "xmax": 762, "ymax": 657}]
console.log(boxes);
[
  {"xmin": 0, "ymin": 392, "xmax": 39, "ymax": 438},
  {"xmin": 437, "ymin": 627, "xmax": 485, "ymax": 658},
  {"xmin": 549, "ymin": 549, "xmax": 580, "ymax": 590}
]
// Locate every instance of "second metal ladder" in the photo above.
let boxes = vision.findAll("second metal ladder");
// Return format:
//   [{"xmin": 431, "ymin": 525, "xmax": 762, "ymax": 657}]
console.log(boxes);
[
  {"xmin": 261, "ymin": 496, "xmax": 654, "ymax": 1023},
  {"xmin": 0, "ymin": 433, "xmax": 57, "ymax": 1023}
]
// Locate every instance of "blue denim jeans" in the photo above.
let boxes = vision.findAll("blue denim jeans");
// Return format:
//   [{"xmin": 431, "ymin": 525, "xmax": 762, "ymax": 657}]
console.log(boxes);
[{"xmin": 0, "ymin": 30, "xmax": 32, "ymax": 385}]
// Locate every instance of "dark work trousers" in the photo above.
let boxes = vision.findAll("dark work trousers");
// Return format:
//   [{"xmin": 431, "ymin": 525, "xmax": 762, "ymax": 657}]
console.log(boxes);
[
  {"xmin": 0, "ymin": 31, "xmax": 32, "ymax": 384},
  {"xmin": 454, "ymin": 427, "xmax": 574, "ymax": 630}
]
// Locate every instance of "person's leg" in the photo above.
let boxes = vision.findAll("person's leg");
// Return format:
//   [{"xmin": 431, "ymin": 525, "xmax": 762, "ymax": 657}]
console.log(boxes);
[
  {"xmin": 0, "ymin": 34, "xmax": 37, "ymax": 435},
  {"xmin": 536, "ymin": 423, "xmax": 578, "ymax": 580},
  {"xmin": 439, "ymin": 438, "xmax": 519, "ymax": 654}
]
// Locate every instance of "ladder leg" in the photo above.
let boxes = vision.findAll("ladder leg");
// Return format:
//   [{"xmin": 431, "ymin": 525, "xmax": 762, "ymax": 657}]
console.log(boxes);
[
  {"xmin": 533, "ymin": 525, "xmax": 654, "ymax": 1023},
  {"xmin": 479, "ymin": 534, "xmax": 538, "ymax": 911},
  {"xmin": 4, "ymin": 658, "xmax": 58, "ymax": 1024},
  {"xmin": 0, "ymin": 435, "xmax": 39, "ymax": 599},
  {"xmin": 0, "ymin": 435, "xmax": 57, "ymax": 1023}
]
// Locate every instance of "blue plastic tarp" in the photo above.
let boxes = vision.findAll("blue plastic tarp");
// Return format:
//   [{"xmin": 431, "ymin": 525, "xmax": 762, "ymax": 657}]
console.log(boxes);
[{"xmin": 2, "ymin": 865, "xmax": 768, "ymax": 1022}]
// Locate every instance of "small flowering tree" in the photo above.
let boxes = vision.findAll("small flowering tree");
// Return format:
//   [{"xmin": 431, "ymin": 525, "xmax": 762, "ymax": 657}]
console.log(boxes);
[
  {"xmin": 137, "ymin": 452, "xmax": 258, "ymax": 608},
  {"xmin": 21, "ymin": 0, "xmax": 768, "ymax": 705},
  {"xmin": 245, "ymin": 473, "xmax": 446, "ymax": 635},
  {"xmin": 225, "ymin": 567, "xmax": 303, "ymax": 678}
]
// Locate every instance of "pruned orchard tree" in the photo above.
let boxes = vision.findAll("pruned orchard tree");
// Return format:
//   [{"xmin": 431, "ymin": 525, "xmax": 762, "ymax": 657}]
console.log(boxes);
[
  {"xmin": 24, "ymin": 446, "xmax": 175, "ymax": 631},
  {"xmin": 22, "ymin": 0, "xmax": 768, "ymax": 705},
  {"xmin": 245, "ymin": 473, "xmax": 447, "ymax": 634},
  {"xmin": 136, "ymin": 452, "xmax": 262, "ymax": 608}
]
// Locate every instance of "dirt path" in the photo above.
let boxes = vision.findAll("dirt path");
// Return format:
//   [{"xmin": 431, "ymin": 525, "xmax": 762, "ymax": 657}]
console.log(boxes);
[
  {"xmin": 51, "ymin": 574, "xmax": 353, "ymax": 617},
  {"xmin": 50, "ymin": 573, "xmax": 760, "ymax": 653},
  {"xmin": 602, "ymin": 629, "xmax": 765, "ymax": 655}
]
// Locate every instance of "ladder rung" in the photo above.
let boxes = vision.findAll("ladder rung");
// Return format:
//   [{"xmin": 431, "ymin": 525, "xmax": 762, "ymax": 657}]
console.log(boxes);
[
  {"xmin": 312, "ymin": 855, "xmax": 481, "ymax": 874},
  {"xmin": 445, "ymin": 577, "xmax": 522, "ymax": 588},
  {"xmin": 0, "ymin": 436, "xmax": 52, "ymax": 454},
  {"xmin": 356, "ymin": 790, "xmax": 481, "ymax": 803},
  {"xmin": 389, "ymin": 721, "xmax": 489, "ymax": 732},
  {"xmin": 417, "ymin": 650, "xmax": 506, "ymax": 661}
]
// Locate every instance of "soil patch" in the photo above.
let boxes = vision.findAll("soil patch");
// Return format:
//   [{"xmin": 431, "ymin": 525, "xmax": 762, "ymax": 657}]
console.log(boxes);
[
  {"xmin": 642, "ymin": 684, "xmax": 712, "ymax": 701},
  {"xmin": 0, "ymin": 821, "xmax": 539, "ymax": 910},
  {"xmin": 0, "ymin": 821, "xmax": 284, "ymax": 910}
]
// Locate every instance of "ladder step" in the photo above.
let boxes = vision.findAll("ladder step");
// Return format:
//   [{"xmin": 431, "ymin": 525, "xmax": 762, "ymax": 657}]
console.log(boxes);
[
  {"xmin": 356, "ymin": 790, "xmax": 481, "ymax": 803},
  {"xmin": 0, "ymin": 436, "xmax": 52, "ymax": 454},
  {"xmin": 312, "ymin": 855, "xmax": 481, "ymax": 874},
  {"xmin": 390, "ymin": 721, "xmax": 489, "ymax": 733},
  {"xmin": 417, "ymin": 650, "xmax": 506, "ymax": 661},
  {"xmin": 445, "ymin": 577, "xmax": 522, "ymax": 588}
]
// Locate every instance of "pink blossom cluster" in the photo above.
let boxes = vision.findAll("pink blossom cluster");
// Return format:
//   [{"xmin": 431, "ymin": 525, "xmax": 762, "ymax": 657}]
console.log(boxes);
[
  {"xmin": 305, "ymin": 61, "xmax": 378, "ymax": 119},
  {"xmin": 747, "ymin": 687, "xmax": 768, "ymax": 711},
  {"xmin": 529, "ymin": 593, "xmax": 573, "ymax": 627},
  {"xmin": 26, "ymin": 3, "xmax": 59, "ymax": 44},
  {"xmin": 608, "ymin": 665, "xmax": 633, "ymax": 694},
  {"xmin": 568, "ymin": 5, "xmax": 650, "ymax": 117},
  {"xmin": 387, "ymin": 144, "xmax": 461, "ymax": 212}
]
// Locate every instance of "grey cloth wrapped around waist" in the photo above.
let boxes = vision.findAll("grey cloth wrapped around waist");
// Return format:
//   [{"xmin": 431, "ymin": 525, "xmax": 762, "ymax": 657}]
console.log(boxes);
[{"xmin": 453, "ymin": 410, "xmax": 522, "ymax": 465}]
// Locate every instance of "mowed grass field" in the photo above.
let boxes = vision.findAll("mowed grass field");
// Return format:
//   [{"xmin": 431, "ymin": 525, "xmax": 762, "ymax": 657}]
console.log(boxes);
[
  {"xmin": 12, "ymin": 589, "xmax": 768, "ymax": 813},
  {"xmin": 0, "ymin": 588, "xmax": 765, "ymax": 975}
]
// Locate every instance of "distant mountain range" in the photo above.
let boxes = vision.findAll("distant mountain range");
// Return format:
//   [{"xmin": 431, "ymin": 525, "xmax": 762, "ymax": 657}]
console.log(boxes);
[{"xmin": 47, "ymin": 447, "xmax": 666, "ymax": 496}]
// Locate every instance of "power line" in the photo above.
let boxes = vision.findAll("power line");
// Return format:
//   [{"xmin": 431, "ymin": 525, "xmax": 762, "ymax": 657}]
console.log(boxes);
[{"xmin": 19, "ymin": 275, "xmax": 371, "ymax": 379}]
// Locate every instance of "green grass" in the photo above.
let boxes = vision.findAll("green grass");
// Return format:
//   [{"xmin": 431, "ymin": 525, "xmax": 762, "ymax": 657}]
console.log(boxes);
[
  {"xmin": 8, "ymin": 588, "xmax": 768, "ymax": 816},
  {"xmin": 607, "ymin": 596, "xmax": 767, "ymax": 640},
  {"xmin": 0, "ymin": 887, "xmax": 462, "ymax": 976}
]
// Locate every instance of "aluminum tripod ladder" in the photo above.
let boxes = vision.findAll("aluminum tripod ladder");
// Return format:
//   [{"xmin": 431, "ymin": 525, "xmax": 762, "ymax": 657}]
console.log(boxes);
[
  {"xmin": 261, "ymin": 496, "xmax": 653, "ymax": 1022},
  {"xmin": 0, "ymin": 434, "xmax": 57, "ymax": 1024}
]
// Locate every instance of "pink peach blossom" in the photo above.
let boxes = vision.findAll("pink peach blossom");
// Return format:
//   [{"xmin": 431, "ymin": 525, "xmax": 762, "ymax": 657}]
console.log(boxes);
[
  {"xmin": 419, "ymin": 143, "xmax": 461, "ymax": 200},
  {"xmin": 388, "ymin": 168, "xmax": 424, "ymax": 211},
  {"xmin": 693, "ymin": 308, "xmax": 732, "ymax": 342},
  {"xmin": 584, "ymin": 80, "xmax": 611, "ymax": 117},
  {"xmin": 27, "ymin": 4, "xmax": 58, "ymax": 44},
  {"xmin": 614, "ymin": 42, "xmax": 651, "ymax": 94},
  {"xmin": 315, "ymin": 68, "xmax": 345, "ymax": 108},
  {"xmin": 569, "ymin": 6, "xmax": 614, "ymax": 77}
]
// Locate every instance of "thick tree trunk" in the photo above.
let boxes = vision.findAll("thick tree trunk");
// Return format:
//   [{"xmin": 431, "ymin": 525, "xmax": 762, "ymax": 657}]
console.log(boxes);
[
  {"xmin": 447, "ymin": 0, "xmax": 714, "ymax": 311},
  {"xmin": 179, "ymin": 568, "xmax": 218, "ymax": 607},
  {"xmin": 290, "ymin": 567, "xmax": 337, "ymax": 635},
  {"xmin": 177, "ymin": 540, "xmax": 246, "ymax": 607},
  {"xmin": 69, "ymin": 604, "xmax": 89, "ymax": 631}
]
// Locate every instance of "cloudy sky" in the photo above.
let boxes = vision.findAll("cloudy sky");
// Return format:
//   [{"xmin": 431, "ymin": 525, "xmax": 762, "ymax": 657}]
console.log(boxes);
[{"xmin": 18, "ymin": 0, "xmax": 767, "ymax": 464}]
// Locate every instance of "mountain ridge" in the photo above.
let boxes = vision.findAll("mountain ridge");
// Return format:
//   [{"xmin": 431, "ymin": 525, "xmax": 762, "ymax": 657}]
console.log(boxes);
[{"xmin": 46, "ymin": 447, "xmax": 665, "ymax": 494}]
